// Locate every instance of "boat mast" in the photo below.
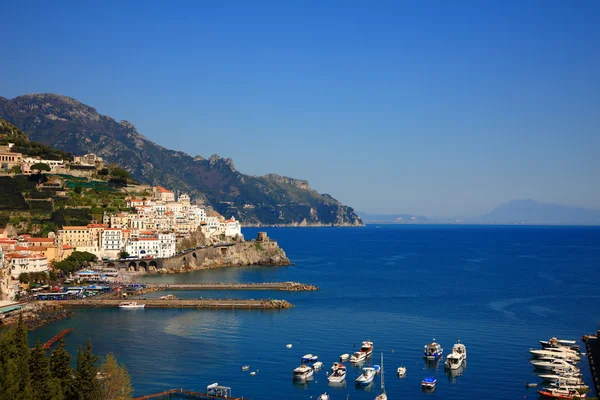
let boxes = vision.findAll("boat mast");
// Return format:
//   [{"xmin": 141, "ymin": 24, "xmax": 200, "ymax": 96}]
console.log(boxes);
[{"xmin": 381, "ymin": 352, "xmax": 385, "ymax": 390}]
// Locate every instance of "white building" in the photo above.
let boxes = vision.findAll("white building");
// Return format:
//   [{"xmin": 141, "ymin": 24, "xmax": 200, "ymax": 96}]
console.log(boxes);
[
  {"xmin": 224, "ymin": 217, "xmax": 242, "ymax": 237},
  {"xmin": 125, "ymin": 233, "xmax": 176, "ymax": 259},
  {"xmin": 102, "ymin": 229, "xmax": 123, "ymax": 251},
  {"xmin": 155, "ymin": 186, "xmax": 175, "ymax": 202},
  {"xmin": 7, "ymin": 253, "xmax": 49, "ymax": 279}
]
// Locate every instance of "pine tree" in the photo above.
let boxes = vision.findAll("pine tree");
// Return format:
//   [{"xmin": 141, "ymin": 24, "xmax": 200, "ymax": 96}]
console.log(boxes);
[
  {"xmin": 73, "ymin": 339, "xmax": 102, "ymax": 400},
  {"xmin": 13, "ymin": 316, "xmax": 33, "ymax": 400},
  {"xmin": 51, "ymin": 337, "xmax": 74, "ymax": 399},
  {"xmin": 0, "ymin": 359, "xmax": 21, "ymax": 400},
  {"xmin": 30, "ymin": 339, "xmax": 63, "ymax": 400},
  {"xmin": 99, "ymin": 353, "xmax": 133, "ymax": 400}
]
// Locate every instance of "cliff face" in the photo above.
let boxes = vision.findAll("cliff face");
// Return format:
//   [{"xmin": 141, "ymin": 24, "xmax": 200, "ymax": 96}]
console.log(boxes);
[{"xmin": 0, "ymin": 94, "xmax": 363, "ymax": 226}]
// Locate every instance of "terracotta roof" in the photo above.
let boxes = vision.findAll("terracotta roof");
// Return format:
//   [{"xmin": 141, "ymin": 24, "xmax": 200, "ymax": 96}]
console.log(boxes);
[
  {"xmin": 156, "ymin": 186, "xmax": 173, "ymax": 193},
  {"xmin": 15, "ymin": 246, "xmax": 29, "ymax": 251},
  {"xmin": 28, "ymin": 246, "xmax": 50, "ymax": 251},
  {"xmin": 62, "ymin": 226, "xmax": 89, "ymax": 230},
  {"xmin": 104, "ymin": 228, "xmax": 122, "ymax": 231},
  {"xmin": 87, "ymin": 224, "xmax": 107, "ymax": 228},
  {"xmin": 25, "ymin": 238, "xmax": 54, "ymax": 243},
  {"xmin": 62, "ymin": 245, "xmax": 74, "ymax": 250}
]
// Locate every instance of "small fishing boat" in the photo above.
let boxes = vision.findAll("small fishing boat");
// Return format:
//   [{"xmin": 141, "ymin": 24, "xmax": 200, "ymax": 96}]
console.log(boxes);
[
  {"xmin": 397, "ymin": 366, "xmax": 407, "ymax": 376},
  {"xmin": 286, "ymin": 344, "xmax": 293, "ymax": 349},
  {"xmin": 373, "ymin": 365, "xmax": 381, "ymax": 374},
  {"xmin": 340, "ymin": 353, "xmax": 350, "ymax": 361},
  {"xmin": 374, "ymin": 353, "xmax": 387, "ymax": 400},
  {"xmin": 350, "ymin": 351, "xmax": 367, "ymax": 363},
  {"xmin": 355, "ymin": 367, "xmax": 376, "ymax": 386},
  {"xmin": 360, "ymin": 341, "xmax": 374, "ymax": 357},
  {"xmin": 241, "ymin": 365, "xmax": 250, "ymax": 371},
  {"xmin": 293, "ymin": 365, "xmax": 314, "ymax": 380},
  {"xmin": 331, "ymin": 362, "xmax": 341, "ymax": 371},
  {"xmin": 526, "ymin": 383, "xmax": 538, "ymax": 388},
  {"xmin": 250, "ymin": 371, "xmax": 256, "ymax": 376},
  {"xmin": 118, "ymin": 301, "xmax": 145, "ymax": 309},
  {"xmin": 421, "ymin": 376, "xmax": 437, "ymax": 390},
  {"xmin": 313, "ymin": 361, "xmax": 323, "ymax": 370},
  {"xmin": 328, "ymin": 364, "xmax": 347, "ymax": 383},
  {"xmin": 424, "ymin": 339, "xmax": 443, "ymax": 360},
  {"xmin": 317, "ymin": 393, "xmax": 329, "ymax": 400}
]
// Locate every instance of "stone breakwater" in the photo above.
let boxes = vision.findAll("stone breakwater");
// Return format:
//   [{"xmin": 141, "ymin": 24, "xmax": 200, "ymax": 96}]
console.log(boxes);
[
  {"xmin": 1, "ymin": 303, "xmax": 73, "ymax": 330},
  {"xmin": 144, "ymin": 282, "xmax": 319, "ymax": 291},
  {"xmin": 43, "ymin": 298, "xmax": 293, "ymax": 309}
]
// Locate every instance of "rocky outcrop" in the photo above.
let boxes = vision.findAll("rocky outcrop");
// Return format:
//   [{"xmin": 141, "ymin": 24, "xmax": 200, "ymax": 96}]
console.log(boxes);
[
  {"xmin": 0, "ymin": 94, "xmax": 364, "ymax": 226},
  {"xmin": 1, "ymin": 303, "xmax": 73, "ymax": 330}
]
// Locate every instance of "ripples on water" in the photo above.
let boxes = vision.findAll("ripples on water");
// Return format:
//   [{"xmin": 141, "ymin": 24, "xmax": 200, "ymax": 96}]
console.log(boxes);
[{"xmin": 29, "ymin": 225, "xmax": 600, "ymax": 399}]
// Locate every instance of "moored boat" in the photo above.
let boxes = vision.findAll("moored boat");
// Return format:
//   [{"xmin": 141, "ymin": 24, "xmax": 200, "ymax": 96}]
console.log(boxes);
[
  {"xmin": 424, "ymin": 339, "xmax": 443, "ymax": 360},
  {"xmin": 421, "ymin": 376, "xmax": 437, "ymax": 390},
  {"xmin": 241, "ymin": 365, "xmax": 250, "ymax": 371},
  {"xmin": 355, "ymin": 367, "xmax": 376, "ymax": 386},
  {"xmin": 537, "ymin": 386, "xmax": 586, "ymax": 399},
  {"xmin": 313, "ymin": 361, "xmax": 323, "ymax": 370},
  {"xmin": 340, "ymin": 353, "xmax": 350, "ymax": 361},
  {"xmin": 118, "ymin": 301, "xmax": 145, "ymax": 309},
  {"xmin": 293, "ymin": 365, "xmax": 314, "ymax": 380},
  {"xmin": 540, "ymin": 337, "xmax": 581, "ymax": 353},
  {"xmin": 360, "ymin": 340, "xmax": 374, "ymax": 357},
  {"xmin": 397, "ymin": 366, "xmax": 407, "ymax": 376},
  {"xmin": 328, "ymin": 364, "xmax": 347, "ymax": 383},
  {"xmin": 445, "ymin": 341, "xmax": 467, "ymax": 370},
  {"xmin": 301, "ymin": 354, "xmax": 318, "ymax": 363},
  {"xmin": 350, "ymin": 351, "xmax": 367, "ymax": 364},
  {"xmin": 317, "ymin": 393, "xmax": 329, "ymax": 400},
  {"xmin": 530, "ymin": 348, "xmax": 581, "ymax": 362}
]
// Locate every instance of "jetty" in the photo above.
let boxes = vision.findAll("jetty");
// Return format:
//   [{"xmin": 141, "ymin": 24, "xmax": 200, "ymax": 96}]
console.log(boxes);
[
  {"xmin": 30, "ymin": 328, "xmax": 74, "ymax": 351},
  {"xmin": 584, "ymin": 330, "xmax": 600, "ymax": 398},
  {"xmin": 133, "ymin": 388, "xmax": 245, "ymax": 400},
  {"xmin": 147, "ymin": 281, "xmax": 318, "ymax": 292},
  {"xmin": 43, "ymin": 298, "xmax": 293, "ymax": 309}
]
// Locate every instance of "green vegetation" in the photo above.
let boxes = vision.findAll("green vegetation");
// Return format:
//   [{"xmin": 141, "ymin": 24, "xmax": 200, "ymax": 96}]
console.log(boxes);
[
  {"xmin": 119, "ymin": 251, "xmax": 129, "ymax": 259},
  {"xmin": 53, "ymin": 251, "xmax": 97, "ymax": 274},
  {"xmin": 30, "ymin": 163, "xmax": 51, "ymax": 173},
  {"xmin": 0, "ymin": 118, "xmax": 72, "ymax": 161},
  {"xmin": 0, "ymin": 176, "xmax": 28, "ymax": 211},
  {"xmin": 0, "ymin": 319, "xmax": 132, "ymax": 399},
  {"xmin": 18, "ymin": 272, "xmax": 50, "ymax": 284}
]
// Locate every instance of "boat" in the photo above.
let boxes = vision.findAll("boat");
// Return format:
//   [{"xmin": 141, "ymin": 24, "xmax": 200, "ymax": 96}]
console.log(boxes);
[
  {"xmin": 328, "ymin": 364, "xmax": 347, "ymax": 383},
  {"xmin": 293, "ymin": 365, "xmax": 314, "ymax": 380},
  {"xmin": 531, "ymin": 359, "xmax": 578, "ymax": 371},
  {"xmin": 540, "ymin": 338, "xmax": 580, "ymax": 352},
  {"xmin": 397, "ymin": 366, "xmax": 407, "ymax": 376},
  {"xmin": 526, "ymin": 383, "xmax": 538, "ymax": 387},
  {"xmin": 313, "ymin": 361, "xmax": 323, "ymax": 370},
  {"xmin": 340, "ymin": 353, "xmax": 350, "ymax": 361},
  {"xmin": 331, "ymin": 362, "xmax": 341, "ymax": 371},
  {"xmin": 241, "ymin": 365, "xmax": 250, "ymax": 371},
  {"xmin": 538, "ymin": 386, "xmax": 587, "ymax": 399},
  {"xmin": 360, "ymin": 341, "xmax": 374, "ymax": 357},
  {"xmin": 424, "ymin": 339, "xmax": 443, "ymax": 360},
  {"xmin": 286, "ymin": 344, "xmax": 293, "ymax": 349},
  {"xmin": 355, "ymin": 367, "xmax": 376, "ymax": 386},
  {"xmin": 421, "ymin": 376, "xmax": 437, "ymax": 390},
  {"xmin": 445, "ymin": 341, "xmax": 467, "ymax": 370},
  {"xmin": 250, "ymin": 371, "xmax": 256, "ymax": 376},
  {"xmin": 118, "ymin": 301, "xmax": 145, "ymax": 309},
  {"xmin": 530, "ymin": 348, "xmax": 581, "ymax": 361},
  {"xmin": 373, "ymin": 365, "xmax": 381, "ymax": 374},
  {"xmin": 539, "ymin": 374, "xmax": 584, "ymax": 385},
  {"xmin": 350, "ymin": 351, "xmax": 367, "ymax": 363},
  {"xmin": 317, "ymin": 393, "xmax": 329, "ymax": 400},
  {"xmin": 301, "ymin": 354, "xmax": 318, "ymax": 363},
  {"xmin": 374, "ymin": 353, "xmax": 387, "ymax": 400}
]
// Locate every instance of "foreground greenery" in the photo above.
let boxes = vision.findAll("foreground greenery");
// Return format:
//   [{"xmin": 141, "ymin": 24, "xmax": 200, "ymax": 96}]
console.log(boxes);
[
  {"xmin": 53, "ymin": 251, "xmax": 97, "ymax": 275},
  {"xmin": 0, "ymin": 318, "xmax": 132, "ymax": 400}
]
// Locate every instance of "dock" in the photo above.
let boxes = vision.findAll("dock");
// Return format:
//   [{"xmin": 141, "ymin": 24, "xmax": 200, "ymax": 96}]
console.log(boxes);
[
  {"xmin": 133, "ymin": 388, "xmax": 245, "ymax": 400},
  {"xmin": 42, "ymin": 328, "xmax": 73, "ymax": 350},
  {"xmin": 584, "ymin": 330, "xmax": 600, "ymax": 398},
  {"xmin": 147, "ymin": 281, "xmax": 318, "ymax": 291},
  {"xmin": 43, "ymin": 298, "xmax": 292, "ymax": 309}
]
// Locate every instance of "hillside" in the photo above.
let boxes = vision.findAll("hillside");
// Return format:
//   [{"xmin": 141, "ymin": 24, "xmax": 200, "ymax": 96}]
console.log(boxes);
[
  {"xmin": 0, "ymin": 118, "xmax": 72, "ymax": 161},
  {"xmin": 473, "ymin": 199, "xmax": 600, "ymax": 225},
  {"xmin": 0, "ymin": 94, "xmax": 363, "ymax": 226}
]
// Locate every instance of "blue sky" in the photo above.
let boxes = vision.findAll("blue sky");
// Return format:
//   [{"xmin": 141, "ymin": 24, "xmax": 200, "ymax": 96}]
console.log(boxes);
[{"xmin": 1, "ymin": 0, "xmax": 599, "ymax": 216}]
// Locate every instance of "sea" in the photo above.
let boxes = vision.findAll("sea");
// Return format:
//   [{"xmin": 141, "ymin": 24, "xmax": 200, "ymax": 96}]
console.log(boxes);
[{"xmin": 30, "ymin": 225, "xmax": 600, "ymax": 400}]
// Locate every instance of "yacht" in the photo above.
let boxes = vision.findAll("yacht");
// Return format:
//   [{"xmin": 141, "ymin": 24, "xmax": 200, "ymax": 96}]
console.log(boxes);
[
  {"xmin": 340, "ymin": 353, "xmax": 350, "ymax": 361},
  {"xmin": 539, "ymin": 373, "xmax": 584, "ymax": 385},
  {"xmin": 445, "ymin": 341, "xmax": 467, "ymax": 370},
  {"xmin": 328, "ymin": 364, "xmax": 347, "ymax": 383},
  {"xmin": 118, "ymin": 301, "xmax": 145, "ymax": 309},
  {"xmin": 530, "ymin": 349, "xmax": 581, "ymax": 362},
  {"xmin": 293, "ymin": 365, "xmax": 314, "ymax": 381},
  {"xmin": 540, "ymin": 338, "xmax": 581, "ymax": 353},
  {"xmin": 374, "ymin": 353, "xmax": 387, "ymax": 400},
  {"xmin": 360, "ymin": 341, "xmax": 374, "ymax": 357},
  {"xmin": 313, "ymin": 361, "xmax": 323, "ymax": 370},
  {"xmin": 538, "ymin": 385, "xmax": 587, "ymax": 399},
  {"xmin": 355, "ymin": 367, "xmax": 376, "ymax": 386},
  {"xmin": 350, "ymin": 351, "xmax": 367, "ymax": 363},
  {"xmin": 301, "ymin": 354, "xmax": 318, "ymax": 363},
  {"xmin": 531, "ymin": 359, "xmax": 576, "ymax": 371},
  {"xmin": 424, "ymin": 339, "xmax": 443, "ymax": 360},
  {"xmin": 421, "ymin": 376, "xmax": 437, "ymax": 390}
]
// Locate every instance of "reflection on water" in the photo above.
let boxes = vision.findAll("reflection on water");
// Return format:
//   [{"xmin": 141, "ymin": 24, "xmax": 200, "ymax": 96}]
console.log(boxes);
[
  {"xmin": 164, "ymin": 311, "xmax": 241, "ymax": 339},
  {"xmin": 446, "ymin": 362, "xmax": 466, "ymax": 383},
  {"xmin": 423, "ymin": 359, "xmax": 443, "ymax": 370}
]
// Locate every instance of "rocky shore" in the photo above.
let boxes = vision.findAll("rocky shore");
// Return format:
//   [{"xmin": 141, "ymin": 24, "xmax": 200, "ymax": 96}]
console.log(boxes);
[{"xmin": 1, "ymin": 303, "xmax": 73, "ymax": 330}]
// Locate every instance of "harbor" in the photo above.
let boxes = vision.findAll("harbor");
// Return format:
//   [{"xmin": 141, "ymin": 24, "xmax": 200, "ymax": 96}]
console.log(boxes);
[
  {"xmin": 42, "ymin": 298, "xmax": 293, "ymax": 309},
  {"xmin": 144, "ymin": 281, "xmax": 318, "ymax": 291}
]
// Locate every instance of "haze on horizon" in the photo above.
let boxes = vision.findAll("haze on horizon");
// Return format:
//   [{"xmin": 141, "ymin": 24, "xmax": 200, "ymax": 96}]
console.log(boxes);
[{"xmin": 1, "ymin": 1, "xmax": 598, "ymax": 217}]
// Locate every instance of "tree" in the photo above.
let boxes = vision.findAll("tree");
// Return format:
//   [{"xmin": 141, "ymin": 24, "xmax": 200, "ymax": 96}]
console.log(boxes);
[
  {"xmin": 30, "ymin": 339, "xmax": 62, "ymax": 400},
  {"xmin": 30, "ymin": 163, "xmax": 51, "ymax": 173},
  {"xmin": 118, "ymin": 251, "xmax": 129, "ymax": 260},
  {"xmin": 50, "ymin": 338, "xmax": 73, "ymax": 400},
  {"xmin": 18, "ymin": 273, "xmax": 30, "ymax": 284},
  {"xmin": 99, "ymin": 353, "xmax": 133, "ymax": 400},
  {"xmin": 14, "ymin": 317, "xmax": 33, "ymax": 399},
  {"xmin": 73, "ymin": 340, "xmax": 102, "ymax": 400},
  {"xmin": 108, "ymin": 167, "xmax": 130, "ymax": 187},
  {"xmin": 9, "ymin": 165, "xmax": 22, "ymax": 174}
]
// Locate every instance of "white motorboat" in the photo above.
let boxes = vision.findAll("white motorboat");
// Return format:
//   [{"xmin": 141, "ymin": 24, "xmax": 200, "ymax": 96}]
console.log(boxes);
[
  {"xmin": 286, "ymin": 344, "xmax": 293, "ymax": 349},
  {"xmin": 241, "ymin": 365, "xmax": 250, "ymax": 371},
  {"xmin": 424, "ymin": 339, "xmax": 443, "ymax": 360},
  {"xmin": 340, "ymin": 353, "xmax": 350, "ymax": 361},
  {"xmin": 360, "ymin": 340, "xmax": 374, "ymax": 357},
  {"xmin": 547, "ymin": 382, "xmax": 589, "ymax": 392},
  {"xmin": 355, "ymin": 367, "xmax": 376, "ymax": 385},
  {"xmin": 421, "ymin": 376, "xmax": 436, "ymax": 390},
  {"xmin": 531, "ymin": 359, "xmax": 574, "ymax": 371},
  {"xmin": 538, "ymin": 384, "xmax": 587, "ymax": 399},
  {"xmin": 118, "ymin": 301, "xmax": 145, "ymax": 309},
  {"xmin": 331, "ymin": 362, "xmax": 341, "ymax": 371},
  {"xmin": 539, "ymin": 373, "xmax": 583, "ymax": 385},
  {"xmin": 540, "ymin": 338, "xmax": 580, "ymax": 352},
  {"xmin": 317, "ymin": 393, "xmax": 329, "ymax": 400},
  {"xmin": 301, "ymin": 354, "xmax": 318, "ymax": 363},
  {"xmin": 313, "ymin": 361, "xmax": 323, "ymax": 370},
  {"xmin": 293, "ymin": 365, "xmax": 314, "ymax": 380},
  {"xmin": 530, "ymin": 349, "xmax": 580, "ymax": 362},
  {"xmin": 397, "ymin": 366, "xmax": 407, "ymax": 376},
  {"xmin": 328, "ymin": 364, "xmax": 347, "ymax": 383},
  {"xmin": 350, "ymin": 351, "xmax": 367, "ymax": 363},
  {"xmin": 374, "ymin": 353, "xmax": 387, "ymax": 400},
  {"xmin": 445, "ymin": 341, "xmax": 467, "ymax": 370}
]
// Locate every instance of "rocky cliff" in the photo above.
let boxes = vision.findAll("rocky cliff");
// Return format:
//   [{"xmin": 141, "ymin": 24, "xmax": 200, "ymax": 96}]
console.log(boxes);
[{"xmin": 0, "ymin": 94, "xmax": 363, "ymax": 226}]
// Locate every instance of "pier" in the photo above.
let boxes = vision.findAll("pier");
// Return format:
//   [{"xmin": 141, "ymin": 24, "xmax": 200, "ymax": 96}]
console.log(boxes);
[
  {"xmin": 43, "ymin": 298, "xmax": 293, "ymax": 309},
  {"xmin": 147, "ymin": 281, "xmax": 318, "ymax": 291},
  {"xmin": 584, "ymin": 330, "xmax": 600, "ymax": 398},
  {"xmin": 133, "ymin": 388, "xmax": 245, "ymax": 400},
  {"xmin": 42, "ymin": 328, "xmax": 73, "ymax": 350}
]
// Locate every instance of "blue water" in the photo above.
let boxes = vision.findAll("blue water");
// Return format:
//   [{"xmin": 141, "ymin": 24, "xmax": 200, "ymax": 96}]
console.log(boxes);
[{"xmin": 30, "ymin": 225, "xmax": 600, "ymax": 399}]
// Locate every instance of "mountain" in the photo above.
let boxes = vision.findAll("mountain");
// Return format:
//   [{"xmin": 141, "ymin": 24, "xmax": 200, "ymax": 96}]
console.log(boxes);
[
  {"xmin": 474, "ymin": 199, "xmax": 600, "ymax": 225},
  {"xmin": 356, "ymin": 212, "xmax": 429, "ymax": 223},
  {"xmin": 0, "ymin": 94, "xmax": 362, "ymax": 226}
]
